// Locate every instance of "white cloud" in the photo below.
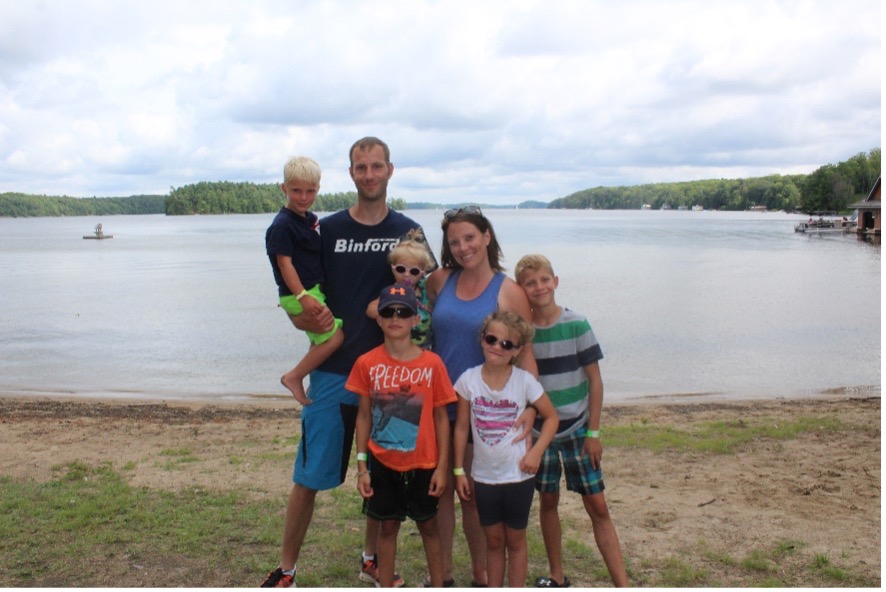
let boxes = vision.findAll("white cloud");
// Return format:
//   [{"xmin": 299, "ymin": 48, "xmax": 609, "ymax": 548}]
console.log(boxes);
[{"xmin": 0, "ymin": 0, "xmax": 880, "ymax": 204}]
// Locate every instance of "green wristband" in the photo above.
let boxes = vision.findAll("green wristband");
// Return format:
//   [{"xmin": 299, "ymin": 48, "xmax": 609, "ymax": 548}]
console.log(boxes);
[
  {"xmin": 453, "ymin": 467, "xmax": 465, "ymax": 476},
  {"xmin": 356, "ymin": 452, "xmax": 368, "ymax": 462},
  {"xmin": 586, "ymin": 429, "xmax": 600, "ymax": 439}
]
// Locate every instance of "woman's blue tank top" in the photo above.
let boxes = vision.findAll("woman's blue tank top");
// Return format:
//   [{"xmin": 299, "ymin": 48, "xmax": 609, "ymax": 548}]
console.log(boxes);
[{"xmin": 432, "ymin": 270, "xmax": 506, "ymax": 386}]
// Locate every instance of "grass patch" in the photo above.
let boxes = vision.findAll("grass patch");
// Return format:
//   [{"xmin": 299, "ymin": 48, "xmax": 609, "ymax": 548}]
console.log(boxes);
[
  {"xmin": 660, "ymin": 556, "xmax": 708, "ymax": 586},
  {"xmin": 605, "ymin": 416, "xmax": 846, "ymax": 453},
  {"xmin": 0, "ymin": 463, "xmax": 280, "ymax": 586},
  {"xmin": 813, "ymin": 553, "xmax": 850, "ymax": 582}
]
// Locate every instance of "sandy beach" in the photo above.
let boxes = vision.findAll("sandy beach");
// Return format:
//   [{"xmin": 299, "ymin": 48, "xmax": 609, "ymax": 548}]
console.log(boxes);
[{"xmin": 0, "ymin": 394, "xmax": 879, "ymax": 587}]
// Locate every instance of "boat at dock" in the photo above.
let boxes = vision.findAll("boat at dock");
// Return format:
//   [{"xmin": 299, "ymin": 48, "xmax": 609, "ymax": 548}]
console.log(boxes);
[
  {"xmin": 83, "ymin": 223, "xmax": 113, "ymax": 240},
  {"xmin": 794, "ymin": 217, "xmax": 856, "ymax": 234}
]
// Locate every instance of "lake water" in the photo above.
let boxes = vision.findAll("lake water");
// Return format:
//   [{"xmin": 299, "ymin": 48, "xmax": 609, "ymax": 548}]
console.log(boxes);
[{"xmin": 0, "ymin": 209, "xmax": 880, "ymax": 405}]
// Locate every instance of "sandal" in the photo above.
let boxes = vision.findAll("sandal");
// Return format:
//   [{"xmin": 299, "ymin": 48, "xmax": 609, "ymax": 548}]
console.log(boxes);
[{"xmin": 535, "ymin": 576, "xmax": 572, "ymax": 588}]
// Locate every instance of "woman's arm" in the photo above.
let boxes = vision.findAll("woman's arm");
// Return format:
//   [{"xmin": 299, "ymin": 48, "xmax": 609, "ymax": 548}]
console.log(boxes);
[
  {"xmin": 425, "ymin": 267, "xmax": 451, "ymax": 305},
  {"xmin": 499, "ymin": 278, "xmax": 538, "ymax": 377}
]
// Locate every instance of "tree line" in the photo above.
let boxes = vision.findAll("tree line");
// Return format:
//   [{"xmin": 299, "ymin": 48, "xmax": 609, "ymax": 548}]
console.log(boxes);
[
  {"xmin": 163, "ymin": 181, "xmax": 407, "ymax": 215},
  {"xmin": 0, "ymin": 193, "xmax": 165, "ymax": 217},
  {"xmin": 0, "ymin": 185, "xmax": 404, "ymax": 217},
  {"xmin": 0, "ymin": 147, "xmax": 878, "ymax": 217},
  {"xmin": 550, "ymin": 148, "xmax": 880, "ymax": 212}
]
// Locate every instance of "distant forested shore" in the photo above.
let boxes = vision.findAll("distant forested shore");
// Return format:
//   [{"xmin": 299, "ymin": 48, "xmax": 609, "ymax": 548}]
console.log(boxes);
[{"xmin": 1, "ymin": 148, "xmax": 878, "ymax": 217}]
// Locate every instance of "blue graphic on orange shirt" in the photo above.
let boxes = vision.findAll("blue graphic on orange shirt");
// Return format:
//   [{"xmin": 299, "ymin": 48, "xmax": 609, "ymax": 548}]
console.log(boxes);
[{"xmin": 371, "ymin": 385, "xmax": 424, "ymax": 452}]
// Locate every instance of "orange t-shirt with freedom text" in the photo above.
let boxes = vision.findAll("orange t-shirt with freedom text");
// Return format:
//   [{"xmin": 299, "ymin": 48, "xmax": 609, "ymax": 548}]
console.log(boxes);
[{"xmin": 346, "ymin": 345, "xmax": 457, "ymax": 471}]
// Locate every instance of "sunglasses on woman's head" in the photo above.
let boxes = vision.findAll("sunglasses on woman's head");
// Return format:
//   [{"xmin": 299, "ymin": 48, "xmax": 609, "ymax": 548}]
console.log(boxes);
[
  {"xmin": 443, "ymin": 205, "xmax": 482, "ymax": 220},
  {"xmin": 378, "ymin": 306, "xmax": 415, "ymax": 319},
  {"xmin": 392, "ymin": 264, "xmax": 423, "ymax": 277},
  {"xmin": 482, "ymin": 333, "xmax": 520, "ymax": 351}
]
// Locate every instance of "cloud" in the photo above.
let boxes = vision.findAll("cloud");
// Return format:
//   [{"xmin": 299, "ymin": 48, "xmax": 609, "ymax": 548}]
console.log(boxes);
[{"xmin": 0, "ymin": 0, "xmax": 879, "ymax": 204}]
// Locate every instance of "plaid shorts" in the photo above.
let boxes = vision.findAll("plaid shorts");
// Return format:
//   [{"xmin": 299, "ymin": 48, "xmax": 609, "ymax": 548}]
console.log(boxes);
[{"xmin": 534, "ymin": 427, "xmax": 605, "ymax": 496}]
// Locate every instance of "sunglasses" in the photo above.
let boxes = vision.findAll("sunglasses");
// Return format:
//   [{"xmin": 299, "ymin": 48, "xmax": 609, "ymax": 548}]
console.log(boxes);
[
  {"xmin": 443, "ymin": 205, "xmax": 482, "ymax": 220},
  {"xmin": 392, "ymin": 264, "xmax": 423, "ymax": 277},
  {"xmin": 482, "ymin": 333, "xmax": 521, "ymax": 351},
  {"xmin": 378, "ymin": 306, "xmax": 415, "ymax": 319}
]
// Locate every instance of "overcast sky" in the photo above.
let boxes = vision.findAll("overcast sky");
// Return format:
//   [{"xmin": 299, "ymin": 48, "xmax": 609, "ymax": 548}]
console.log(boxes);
[{"xmin": 0, "ymin": 0, "xmax": 880, "ymax": 205}]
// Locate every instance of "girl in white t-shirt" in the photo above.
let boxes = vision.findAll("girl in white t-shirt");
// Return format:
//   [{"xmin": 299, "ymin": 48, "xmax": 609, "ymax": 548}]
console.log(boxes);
[{"xmin": 453, "ymin": 310, "xmax": 559, "ymax": 587}]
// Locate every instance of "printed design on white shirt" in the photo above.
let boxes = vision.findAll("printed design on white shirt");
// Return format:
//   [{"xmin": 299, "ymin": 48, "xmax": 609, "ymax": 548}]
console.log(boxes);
[{"xmin": 472, "ymin": 396, "xmax": 519, "ymax": 446}]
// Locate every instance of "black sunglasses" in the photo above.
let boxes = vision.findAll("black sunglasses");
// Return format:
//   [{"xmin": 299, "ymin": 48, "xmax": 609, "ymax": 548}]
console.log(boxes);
[
  {"xmin": 392, "ymin": 264, "xmax": 423, "ymax": 277},
  {"xmin": 378, "ymin": 306, "xmax": 415, "ymax": 319},
  {"xmin": 482, "ymin": 333, "xmax": 520, "ymax": 351},
  {"xmin": 443, "ymin": 205, "xmax": 482, "ymax": 220}
]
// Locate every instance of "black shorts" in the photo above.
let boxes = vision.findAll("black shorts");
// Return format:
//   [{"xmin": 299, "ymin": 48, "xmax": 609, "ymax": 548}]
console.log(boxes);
[
  {"xmin": 474, "ymin": 478, "xmax": 536, "ymax": 530},
  {"xmin": 362, "ymin": 455, "xmax": 439, "ymax": 523}
]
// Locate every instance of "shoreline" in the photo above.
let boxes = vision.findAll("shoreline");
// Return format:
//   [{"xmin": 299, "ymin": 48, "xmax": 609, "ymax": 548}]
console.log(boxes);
[{"xmin": 0, "ymin": 382, "xmax": 879, "ymax": 410}]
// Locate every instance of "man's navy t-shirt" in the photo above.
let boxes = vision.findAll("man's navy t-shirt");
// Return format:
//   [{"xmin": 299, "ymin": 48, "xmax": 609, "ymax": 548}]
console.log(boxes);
[{"xmin": 317, "ymin": 208, "xmax": 431, "ymax": 375}]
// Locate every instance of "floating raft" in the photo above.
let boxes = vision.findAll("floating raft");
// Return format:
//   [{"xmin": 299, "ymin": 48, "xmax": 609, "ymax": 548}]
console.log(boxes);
[{"xmin": 84, "ymin": 223, "xmax": 113, "ymax": 239}]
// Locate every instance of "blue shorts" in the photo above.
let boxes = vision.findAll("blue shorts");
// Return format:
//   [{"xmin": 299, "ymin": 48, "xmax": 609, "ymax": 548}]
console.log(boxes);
[
  {"xmin": 534, "ymin": 427, "xmax": 605, "ymax": 496},
  {"xmin": 291, "ymin": 370, "xmax": 359, "ymax": 491}
]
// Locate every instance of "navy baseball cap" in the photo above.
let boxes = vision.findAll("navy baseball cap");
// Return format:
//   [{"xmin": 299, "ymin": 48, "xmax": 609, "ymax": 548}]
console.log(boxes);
[{"xmin": 378, "ymin": 283, "xmax": 418, "ymax": 314}]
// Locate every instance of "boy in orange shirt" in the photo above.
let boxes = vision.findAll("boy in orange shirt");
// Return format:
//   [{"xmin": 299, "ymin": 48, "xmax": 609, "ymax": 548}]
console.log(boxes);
[{"xmin": 347, "ymin": 283, "xmax": 456, "ymax": 588}]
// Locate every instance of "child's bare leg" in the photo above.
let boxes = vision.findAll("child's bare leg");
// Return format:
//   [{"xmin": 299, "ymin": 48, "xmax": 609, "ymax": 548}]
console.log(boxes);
[
  {"xmin": 416, "ymin": 516, "xmax": 444, "ymax": 587},
  {"xmin": 281, "ymin": 328, "xmax": 343, "ymax": 405},
  {"xmin": 378, "ymin": 519, "xmax": 401, "ymax": 588},
  {"xmin": 538, "ymin": 491, "xmax": 566, "ymax": 583},
  {"xmin": 462, "ymin": 448, "xmax": 488, "ymax": 585},
  {"xmin": 583, "ymin": 492, "xmax": 628, "ymax": 587},
  {"xmin": 483, "ymin": 523, "xmax": 506, "ymax": 588},
  {"xmin": 505, "ymin": 526, "xmax": 528, "ymax": 587}
]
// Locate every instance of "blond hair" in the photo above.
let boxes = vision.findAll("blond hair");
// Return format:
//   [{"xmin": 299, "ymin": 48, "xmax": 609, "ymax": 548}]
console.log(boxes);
[
  {"xmin": 388, "ymin": 239, "xmax": 435, "ymax": 271},
  {"xmin": 283, "ymin": 156, "xmax": 321, "ymax": 185},
  {"xmin": 514, "ymin": 253, "xmax": 555, "ymax": 283},
  {"xmin": 481, "ymin": 310, "xmax": 535, "ymax": 364}
]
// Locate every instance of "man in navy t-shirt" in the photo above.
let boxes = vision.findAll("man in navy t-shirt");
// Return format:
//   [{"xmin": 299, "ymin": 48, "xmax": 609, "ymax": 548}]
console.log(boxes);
[{"xmin": 261, "ymin": 137, "xmax": 434, "ymax": 589}]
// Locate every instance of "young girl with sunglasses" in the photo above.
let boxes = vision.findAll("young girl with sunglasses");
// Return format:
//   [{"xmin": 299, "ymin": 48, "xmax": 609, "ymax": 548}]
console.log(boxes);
[
  {"xmin": 367, "ymin": 234, "xmax": 435, "ymax": 347},
  {"xmin": 452, "ymin": 310, "xmax": 559, "ymax": 587}
]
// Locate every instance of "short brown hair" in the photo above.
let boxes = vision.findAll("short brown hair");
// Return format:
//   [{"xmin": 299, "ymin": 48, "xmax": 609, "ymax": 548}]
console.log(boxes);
[{"xmin": 349, "ymin": 136, "xmax": 390, "ymax": 166}]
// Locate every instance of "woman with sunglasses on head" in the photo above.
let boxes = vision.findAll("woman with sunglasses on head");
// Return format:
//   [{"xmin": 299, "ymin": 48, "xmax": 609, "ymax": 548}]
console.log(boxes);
[
  {"xmin": 423, "ymin": 206, "xmax": 539, "ymax": 587},
  {"xmin": 366, "ymin": 232, "xmax": 436, "ymax": 348},
  {"xmin": 452, "ymin": 311, "xmax": 558, "ymax": 588}
]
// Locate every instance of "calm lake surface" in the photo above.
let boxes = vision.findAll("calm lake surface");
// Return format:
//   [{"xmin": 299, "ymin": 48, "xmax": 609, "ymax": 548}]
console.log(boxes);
[{"xmin": 0, "ymin": 209, "xmax": 880, "ymax": 404}]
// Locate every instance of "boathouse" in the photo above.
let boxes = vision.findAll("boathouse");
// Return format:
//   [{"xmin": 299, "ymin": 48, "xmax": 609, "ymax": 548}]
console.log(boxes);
[{"xmin": 848, "ymin": 177, "xmax": 881, "ymax": 236}]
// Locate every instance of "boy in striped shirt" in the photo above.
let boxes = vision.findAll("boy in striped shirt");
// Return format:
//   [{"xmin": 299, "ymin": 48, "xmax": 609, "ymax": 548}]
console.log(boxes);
[{"xmin": 515, "ymin": 254, "xmax": 628, "ymax": 588}]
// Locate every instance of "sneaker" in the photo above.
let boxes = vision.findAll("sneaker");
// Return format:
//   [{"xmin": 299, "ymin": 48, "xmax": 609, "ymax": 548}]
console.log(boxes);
[
  {"xmin": 359, "ymin": 555, "xmax": 405, "ymax": 588},
  {"xmin": 535, "ymin": 575, "xmax": 571, "ymax": 588},
  {"xmin": 421, "ymin": 575, "xmax": 456, "ymax": 587},
  {"xmin": 261, "ymin": 567, "xmax": 295, "ymax": 588}
]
